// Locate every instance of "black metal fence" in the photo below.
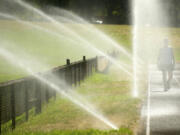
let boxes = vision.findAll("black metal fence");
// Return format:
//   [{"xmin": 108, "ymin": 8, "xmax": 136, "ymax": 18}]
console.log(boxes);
[{"xmin": 0, "ymin": 56, "xmax": 98, "ymax": 134}]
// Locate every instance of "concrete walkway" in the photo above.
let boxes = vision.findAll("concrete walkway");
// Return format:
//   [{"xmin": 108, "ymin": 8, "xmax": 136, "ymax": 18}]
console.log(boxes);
[{"xmin": 139, "ymin": 64, "xmax": 180, "ymax": 135}]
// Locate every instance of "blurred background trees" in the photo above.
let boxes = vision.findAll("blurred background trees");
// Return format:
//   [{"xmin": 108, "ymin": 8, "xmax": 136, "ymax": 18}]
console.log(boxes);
[{"xmin": 26, "ymin": 0, "xmax": 180, "ymax": 26}]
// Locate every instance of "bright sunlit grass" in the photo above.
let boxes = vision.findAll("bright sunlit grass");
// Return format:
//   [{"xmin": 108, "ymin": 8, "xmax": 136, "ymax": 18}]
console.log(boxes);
[
  {"xmin": 3, "ymin": 68, "xmax": 140, "ymax": 135},
  {"xmin": 0, "ymin": 22, "xmax": 179, "ymax": 83},
  {"xmin": 0, "ymin": 22, "xmax": 131, "ymax": 83}
]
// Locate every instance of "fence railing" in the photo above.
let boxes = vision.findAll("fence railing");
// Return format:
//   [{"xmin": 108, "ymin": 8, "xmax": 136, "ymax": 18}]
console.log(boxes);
[{"xmin": 0, "ymin": 56, "xmax": 98, "ymax": 134}]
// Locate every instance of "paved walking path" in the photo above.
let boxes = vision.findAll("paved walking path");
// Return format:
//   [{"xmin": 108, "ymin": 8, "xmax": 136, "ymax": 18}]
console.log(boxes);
[{"xmin": 139, "ymin": 64, "xmax": 180, "ymax": 135}]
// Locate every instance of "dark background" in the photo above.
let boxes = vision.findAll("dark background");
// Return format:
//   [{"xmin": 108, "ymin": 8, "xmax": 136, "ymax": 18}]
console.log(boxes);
[{"xmin": 26, "ymin": 0, "xmax": 180, "ymax": 26}]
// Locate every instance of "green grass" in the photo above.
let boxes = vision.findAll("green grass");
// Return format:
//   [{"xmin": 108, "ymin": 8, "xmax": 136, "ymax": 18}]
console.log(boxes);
[
  {"xmin": 0, "ymin": 22, "xmax": 179, "ymax": 135},
  {"xmin": 3, "ymin": 70, "xmax": 141, "ymax": 135},
  {"xmin": 0, "ymin": 21, "xmax": 180, "ymax": 82},
  {"xmin": 5, "ymin": 129, "xmax": 133, "ymax": 135},
  {"xmin": 0, "ymin": 21, "xmax": 132, "ymax": 83}
]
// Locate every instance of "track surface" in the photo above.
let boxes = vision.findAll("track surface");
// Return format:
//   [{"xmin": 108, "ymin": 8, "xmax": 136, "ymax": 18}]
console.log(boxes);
[{"xmin": 139, "ymin": 64, "xmax": 180, "ymax": 135}]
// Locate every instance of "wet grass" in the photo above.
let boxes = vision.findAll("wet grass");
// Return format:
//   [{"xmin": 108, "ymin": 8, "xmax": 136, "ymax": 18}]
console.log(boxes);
[
  {"xmin": 1, "ymin": 21, "xmax": 179, "ymax": 82},
  {"xmin": 0, "ymin": 21, "xmax": 131, "ymax": 83},
  {"xmin": 5, "ymin": 128, "xmax": 133, "ymax": 135},
  {"xmin": 3, "ymin": 69, "xmax": 141, "ymax": 135}
]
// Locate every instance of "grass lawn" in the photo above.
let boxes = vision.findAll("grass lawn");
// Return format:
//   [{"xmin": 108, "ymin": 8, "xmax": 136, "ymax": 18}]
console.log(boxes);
[
  {"xmin": 0, "ymin": 21, "xmax": 180, "ymax": 82},
  {"xmin": 0, "ymin": 21, "xmax": 132, "ymax": 83},
  {"xmin": 0, "ymin": 21, "xmax": 180, "ymax": 135},
  {"xmin": 3, "ymin": 67, "xmax": 141, "ymax": 135},
  {"xmin": 0, "ymin": 22, "xmax": 138, "ymax": 135}
]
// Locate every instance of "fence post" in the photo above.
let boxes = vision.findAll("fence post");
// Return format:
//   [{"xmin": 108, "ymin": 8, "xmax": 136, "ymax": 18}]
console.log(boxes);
[
  {"xmin": 95, "ymin": 56, "xmax": 98, "ymax": 72},
  {"xmin": 83, "ymin": 56, "xmax": 87, "ymax": 80},
  {"xmin": 65, "ymin": 59, "xmax": 71, "ymax": 87},
  {"xmin": 89, "ymin": 60, "xmax": 92, "ymax": 76},
  {"xmin": 90, "ymin": 60, "xmax": 92, "ymax": 75},
  {"xmin": 86, "ymin": 61, "xmax": 89, "ymax": 77},
  {"xmin": 35, "ymin": 81, "xmax": 41, "ymax": 114},
  {"xmin": 66, "ymin": 59, "xmax": 70, "ymax": 65},
  {"xmin": 78, "ymin": 63, "xmax": 81, "ymax": 85},
  {"xmin": 70, "ymin": 66, "xmax": 73, "ymax": 86},
  {"xmin": 25, "ymin": 81, "xmax": 29, "ymax": 121},
  {"xmin": 45, "ymin": 85, "xmax": 49, "ymax": 103},
  {"xmin": 74, "ymin": 64, "xmax": 77, "ymax": 86},
  {"xmin": 91, "ymin": 60, "xmax": 93, "ymax": 75},
  {"xmin": 0, "ymin": 87, "xmax": 2, "ymax": 135},
  {"xmin": 11, "ymin": 85, "xmax": 16, "ymax": 130}
]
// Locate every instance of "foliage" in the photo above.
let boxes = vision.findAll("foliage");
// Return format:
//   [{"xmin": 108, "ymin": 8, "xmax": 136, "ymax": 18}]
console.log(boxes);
[{"xmin": 25, "ymin": 0, "xmax": 180, "ymax": 26}]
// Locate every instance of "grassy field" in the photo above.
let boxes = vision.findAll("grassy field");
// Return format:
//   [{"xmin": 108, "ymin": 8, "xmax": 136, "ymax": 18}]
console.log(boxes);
[
  {"xmin": 0, "ymin": 22, "xmax": 138, "ymax": 135},
  {"xmin": 0, "ymin": 21, "xmax": 180, "ymax": 135},
  {"xmin": 0, "ymin": 21, "xmax": 132, "ymax": 83},
  {"xmin": 6, "ymin": 129, "xmax": 133, "ymax": 135},
  {"xmin": 0, "ymin": 21, "xmax": 180, "ymax": 82},
  {"xmin": 3, "ymin": 68, "xmax": 140, "ymax": 135}
]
